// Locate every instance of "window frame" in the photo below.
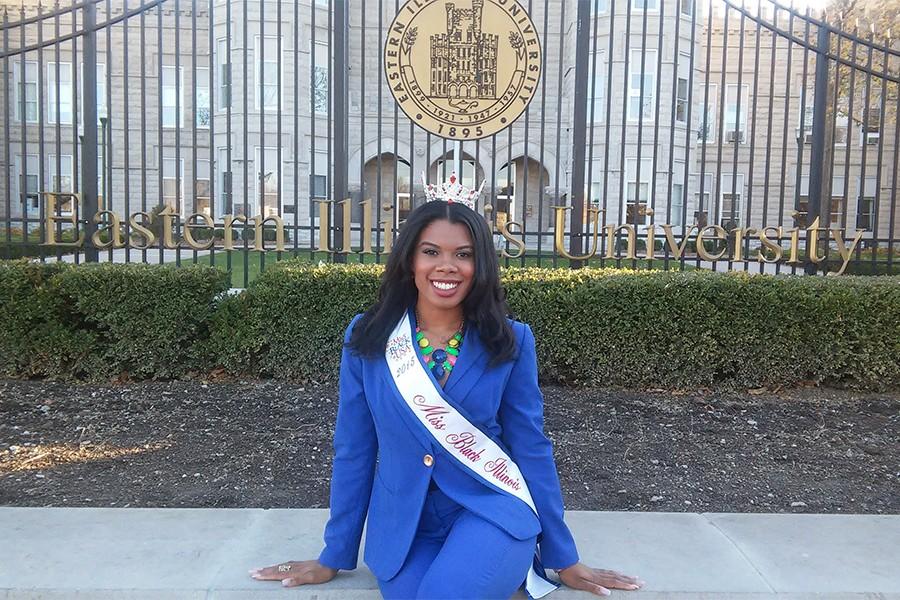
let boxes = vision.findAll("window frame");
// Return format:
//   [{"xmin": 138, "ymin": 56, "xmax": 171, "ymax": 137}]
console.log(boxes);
[
  {"xmin": 14, "ymin": 61, "xmax": 40, "ymax": 124},
  {"xmin": 161, "ymin": 65, "xmax": 185, "ymax": 129},
  {"xmin": 47, "ymin": 61, "xmax": 75, "ymax": 125},
  {"xmin": 724, "ymin": 83, "xmax": 749, "ymax": 144},
  {"xmin": 216, "ymin": 38, "xmax": 232, "ymax": 112},
  {"xmin": 627, "ymin": 48, "xmax": 658, "ymax": 122},
  {"xmin": 254, "ymin": 35, "xmax": 283, "ymax": 111}
]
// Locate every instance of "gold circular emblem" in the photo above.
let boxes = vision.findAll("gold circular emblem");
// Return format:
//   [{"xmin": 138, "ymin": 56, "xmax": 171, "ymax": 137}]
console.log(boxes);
[{"xmin": 384, "ymin": 0, "xmax": 543, "ymax": 141}]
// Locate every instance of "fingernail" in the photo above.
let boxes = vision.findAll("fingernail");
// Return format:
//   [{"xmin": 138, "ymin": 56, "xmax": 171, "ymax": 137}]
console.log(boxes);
[{"xmin": 282, "ymin": 580, "xmax": 291, "ymax": 587}]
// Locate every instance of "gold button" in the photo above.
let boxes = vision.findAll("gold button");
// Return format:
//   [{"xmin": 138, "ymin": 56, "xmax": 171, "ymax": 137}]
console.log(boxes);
[{"xmin": 423, "ymin": 454, "xmax": 434, "ymax": 467}]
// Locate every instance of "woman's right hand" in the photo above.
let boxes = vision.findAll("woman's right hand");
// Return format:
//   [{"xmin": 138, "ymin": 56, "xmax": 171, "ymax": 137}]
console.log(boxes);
[{"xmin": 249, "ymin": 560, "xmax": 338, "ymax": 588}]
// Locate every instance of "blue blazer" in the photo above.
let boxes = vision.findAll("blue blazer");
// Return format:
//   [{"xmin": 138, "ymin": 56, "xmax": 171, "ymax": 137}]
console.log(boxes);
[{"xmin": 318, "ymin": 309, "xmax": 580, "ymax": 581}]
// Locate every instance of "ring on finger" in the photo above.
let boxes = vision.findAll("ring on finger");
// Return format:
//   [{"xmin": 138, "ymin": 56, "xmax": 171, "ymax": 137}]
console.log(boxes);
[{"xmin": 277, "ymin": 564, "xmax": 292, "ymax": 572}]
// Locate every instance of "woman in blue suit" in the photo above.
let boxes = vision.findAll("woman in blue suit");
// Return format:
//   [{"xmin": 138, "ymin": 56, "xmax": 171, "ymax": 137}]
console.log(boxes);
[{"xmin": 250, "ymin": 192, "xmax": 643, "ymax": 599}]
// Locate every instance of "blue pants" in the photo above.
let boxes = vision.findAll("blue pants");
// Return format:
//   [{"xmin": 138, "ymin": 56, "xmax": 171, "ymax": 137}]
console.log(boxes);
[{"xmin": 377, "ymin": 481, "xmax": 537, "ymax": 600}]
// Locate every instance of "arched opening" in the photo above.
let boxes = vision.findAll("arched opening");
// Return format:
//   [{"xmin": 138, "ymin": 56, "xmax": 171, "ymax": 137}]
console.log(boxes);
[{"xmin": 363, "ymin": 153, "xmax": 411, "ymax": 221}]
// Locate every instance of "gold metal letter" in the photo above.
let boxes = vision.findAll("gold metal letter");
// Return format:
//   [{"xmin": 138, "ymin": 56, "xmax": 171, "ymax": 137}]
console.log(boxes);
[
  {"xmin": 91, "ymin": 210, "xmax": 125, "ymax": 248},
  {"xmin": 314, "ymin": 199, "xmax": 335, "ymax": 253},
  {"xmin": 337, "ymin": 198, "xmax": 352, "ymax": 254},
  {"xmin": 829, "ymin": 227, "xmax": 866, "ymax": 276},
  {"xmin": 128, "ymin": 211, "xmax": 156, "ymax": 249},
  {"xmin": 603, "ymin": 224, "xmax": 637, "ymax": 260},
  {"xmin": 223, "ymin": 214, "xmax": 247, "ymax": 250},
  {"xmin": 553, "ymin": 205, "xmax": 601, "ymax": 260},
  {"xmin": 659, "ymin": 224, "xmax": 698, "ymax": 260},
  {"xmin": 499, "ymin": 220, "xmax": 526, "ymax": 259},
  {"xmin": 42, "ymin": 192, "xmax": 84, "ymax": 247},
  {"xmin": 183, "ymin": 212, "xmax": 215, "ymax": 250},
  {"xmin": 696, "ymin": 225, "xmax": 728, "ymax": 261},
  {"xmin": 359, "ymin": 200, "xmax": 373, "ymax": 254},
  {"xmin": 757, "ymin": 226, "xmax": 783, "ymax": 263},
  {"xmin": 805, "ymin": 217, "xmax": 826, "ymax": 264},
  {"xmin": 251, "ymin": 213, "xmax": 285, "ymax": 252},
  {"xmin": 158, "ymin": 204, "xmax": 178, "ymax": 249}
]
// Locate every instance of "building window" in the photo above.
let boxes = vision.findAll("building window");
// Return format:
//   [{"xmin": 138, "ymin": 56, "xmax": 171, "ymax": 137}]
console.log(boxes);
[
  {"xmin": 196, "ymin": 67, "xmax": 210, "ymax": 128},
  {"xmin": 697, "ymin": 83, "xmax": 717, "ymax": 143},
  {"xmin": 195, "ymin": 160, "xmax": 211, "ymax": 216},
  {"xmin": 78, "ymin": 62, "xmax": 107, "ymax": 125},
  {"xmin": 631, "ymin": 0, "xmax": 659, "ymax": 11},
  {"xmin": 162, "ymin": 158, "xmax": 184, "ymax": 212},
  {"xmin": 13, "ymin": 61, "xmax": 39, "ymax": 123},
  {"xmin": 14, "ymin": 154, "xmax": 40, "ymax": 213},
  {"xmin": 680, "ymin": 0, "xmax": 693, "ymax": 16},
  {"xmin": 216, "ymin": 39, "xmax": 231, "ymax": 111},
  {"xmin": 496, "ymin": 163, "xmax": 516, "ymax": 229},
  {"xmin": 692, "ymin": 172, "xmax": 713, "ymax": 225},
  {"xmin": 719, "ymin": 173, "xmax": 744, "ymax": 227},
  {"xmin": 855, "ymin": 177, "xmax": 877, "ymax": 230},
  {"xmin": 311, "ymin": 150, "xmax": 328, "ymax": 199},
  {"xmin": 796, "ymin": 175, "xmax": 845, "ymax": 228},
  {"xmin": 589, "ymin": 50, "xmax": 606, "ymax": 123},
  {"xmin": 797, "ymin": 105, "xmax": 813, "ymax": 143},
  {"xmin": 313, "ymin": 42, "xmax": 329, "ymax": 114},
  {"xmin": 834, "ymin": 112, "xmax": 849, "ymax": 146},
  {"xmin": 724, "ymin": 84, "xmax": 748, "ymax": 143},
  {"xmin": 47, "ymin": 155, "xmax": 75, "ymax": 214},
  {"xmin": 670, "ymin": 162, "xmax": 685, "ymax": 227},
  {"xmin": 591, "ymin": 0, "xmax": 609, "ymax": 16},
  {"xmin": 676, "ymin": 79, "xmax": 689, "ymax": 123},
  {"xmin": 628, "ymin": 49, "xmax": 657, "ymax": 121},
  {"xmin": 861, "ymin": 106, "xmax": 881, "ymax": 146},
  {"xmin": 625, "ymin": 158, "xmax": 653, "ymax": 225},
  {"xmin": 162, "ymin": 66, "xmax": 183, "ymax": 128},
  {"xmin": 47, "ymin": 62, "xmax": 74, "ymax": 125},
  {"xmin": 216, "ymin": 148, "xmax": 233, "ymax": 215},
  {"xmin": 254, "ymin": 147, "xmax": 280, "ymax": 216},
  {"xmin": 255, "ymin": 35, "xmax": 281, "ymax": 110}
]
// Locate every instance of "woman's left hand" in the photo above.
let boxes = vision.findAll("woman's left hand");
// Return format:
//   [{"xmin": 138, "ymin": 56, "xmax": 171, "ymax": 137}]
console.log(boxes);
[{"xmin": 557, "ymin": 563, "xmax": 644, "ymax": 596}]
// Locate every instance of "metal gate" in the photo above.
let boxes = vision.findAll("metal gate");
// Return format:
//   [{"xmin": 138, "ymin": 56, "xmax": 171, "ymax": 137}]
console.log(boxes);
[{"xmin": 1, "ymin": 0, "xmax": 897, "ymax": 285}]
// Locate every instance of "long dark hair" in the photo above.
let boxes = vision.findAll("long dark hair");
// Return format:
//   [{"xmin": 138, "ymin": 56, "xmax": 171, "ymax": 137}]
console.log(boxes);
[{"xmin": 348, "ymin": 200, "xmax": 517, "ymax": 365}]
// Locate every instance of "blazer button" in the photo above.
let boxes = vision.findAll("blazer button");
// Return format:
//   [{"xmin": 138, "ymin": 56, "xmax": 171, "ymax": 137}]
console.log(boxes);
[{"xmin": 423, "ymin": 454, "xmax": 434, "ymax": 467}]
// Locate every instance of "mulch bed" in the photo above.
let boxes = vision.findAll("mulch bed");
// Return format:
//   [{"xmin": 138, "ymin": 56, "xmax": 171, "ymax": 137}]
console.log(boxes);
[{"xmin": 1, "ymin": 379, "xmax": 897, "ymax": 513}]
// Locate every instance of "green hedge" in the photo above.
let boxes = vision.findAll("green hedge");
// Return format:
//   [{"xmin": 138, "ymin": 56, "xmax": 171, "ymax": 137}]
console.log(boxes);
[
  {"xmin": 2, "ymin": 258, "xmax": 898, "ymax": 389},
  {"xmin": 0, "ymin": 260, "xmax": 229, "ymax": 379}
]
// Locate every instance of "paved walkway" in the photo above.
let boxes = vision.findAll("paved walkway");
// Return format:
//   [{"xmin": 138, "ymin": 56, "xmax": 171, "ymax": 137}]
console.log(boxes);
[{"xmin": 0, "ymin": 508, "xmax": 897, "ymax": 599}]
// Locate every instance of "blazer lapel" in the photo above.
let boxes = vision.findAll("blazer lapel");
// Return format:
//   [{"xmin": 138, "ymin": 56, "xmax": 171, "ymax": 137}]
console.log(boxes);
[{"xmin": 443, "ymin": 319, "xmax": 487, "ymax": 401}]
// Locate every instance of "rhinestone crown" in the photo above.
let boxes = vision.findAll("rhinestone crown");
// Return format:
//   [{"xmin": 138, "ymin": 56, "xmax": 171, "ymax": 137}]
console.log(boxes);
[{"xmin": 422, "ymin": 171, "xmax": 484, "ymax": 211}]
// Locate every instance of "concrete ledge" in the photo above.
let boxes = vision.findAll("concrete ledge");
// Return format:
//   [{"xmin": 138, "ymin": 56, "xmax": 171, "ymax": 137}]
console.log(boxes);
[{"xmin": 0, "ymin": 508, "xmax": 897, "ymax": 599}]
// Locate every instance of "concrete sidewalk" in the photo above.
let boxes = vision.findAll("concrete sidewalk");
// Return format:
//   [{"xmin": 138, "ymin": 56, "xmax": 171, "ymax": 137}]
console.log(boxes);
[{"xmin": 0, "ymin": 508, "xmax": 897, "ymax": 599}]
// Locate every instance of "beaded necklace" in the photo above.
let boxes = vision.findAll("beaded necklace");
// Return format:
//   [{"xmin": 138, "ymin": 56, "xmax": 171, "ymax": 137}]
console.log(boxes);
[{"xmin": 414, "ymin": 311, "xmax": 464, "ymax": 380}]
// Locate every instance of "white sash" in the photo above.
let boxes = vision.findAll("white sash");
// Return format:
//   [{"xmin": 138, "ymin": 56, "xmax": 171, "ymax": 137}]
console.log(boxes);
[{"xmin": 384, "ymin": 311, "xmax": 559, "ymax": 599}]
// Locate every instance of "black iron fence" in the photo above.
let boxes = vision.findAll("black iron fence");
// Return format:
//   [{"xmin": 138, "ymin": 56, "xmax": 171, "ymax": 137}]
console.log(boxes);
[{"xmin": 1, "ymin": 0, "xmax": 898, "ymax": 286}]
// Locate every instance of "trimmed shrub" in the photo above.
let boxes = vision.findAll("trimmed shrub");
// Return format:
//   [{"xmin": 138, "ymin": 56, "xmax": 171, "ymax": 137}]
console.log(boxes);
[
  {"xmin": 0, "ymin": 260, "xmax": 229, "ymax": 379},
  {"xmin": 2, "ymin": 258, "xmax": 898, "ymax": 390},
  {"xmin": 0, "ymin": 260, "xmax": 91, "ymax": 377},
  {"xmin": 209, "ymin": 261, "xmax": 380, "ymax": 379}
]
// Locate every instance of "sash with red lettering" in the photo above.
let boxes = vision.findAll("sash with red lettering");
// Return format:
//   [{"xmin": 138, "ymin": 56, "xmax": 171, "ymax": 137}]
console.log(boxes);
[{"xmin": 384, "ymin": 310, "xmax": 559, "ymax": 599}]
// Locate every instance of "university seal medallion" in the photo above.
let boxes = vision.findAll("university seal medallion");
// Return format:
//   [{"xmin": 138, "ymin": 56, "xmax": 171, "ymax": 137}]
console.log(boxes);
[{"xmin": 384, "ymin": 0, "xmax": 542, "ymax": 140}]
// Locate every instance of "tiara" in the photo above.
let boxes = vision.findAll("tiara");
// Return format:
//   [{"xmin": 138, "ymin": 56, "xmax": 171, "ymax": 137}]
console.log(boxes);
[{"xmin": 422, "ymin": 171, "xmax": 485, "ymax": 211}]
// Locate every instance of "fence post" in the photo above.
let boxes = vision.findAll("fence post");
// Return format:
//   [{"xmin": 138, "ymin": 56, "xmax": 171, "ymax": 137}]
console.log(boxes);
[
  {"xmin": 805, "ymin": 21, "xmax": 830, "ymax": 275},
  {"xmin": 568, "ymin": 0, "xmax": 591, "ymax": 267},
  {"xmin": 333, "ymin": 0, "xmax": 349, "ymax": 262},
  {"xmin": 81, "ymin": 0, "xmax": 99, "ymax": 261}
]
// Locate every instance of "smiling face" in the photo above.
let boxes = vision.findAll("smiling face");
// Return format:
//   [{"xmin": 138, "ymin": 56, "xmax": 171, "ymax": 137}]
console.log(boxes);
[{"xmin": 411, "ymin": 218, "xmax": 476, "ymax": 313}]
